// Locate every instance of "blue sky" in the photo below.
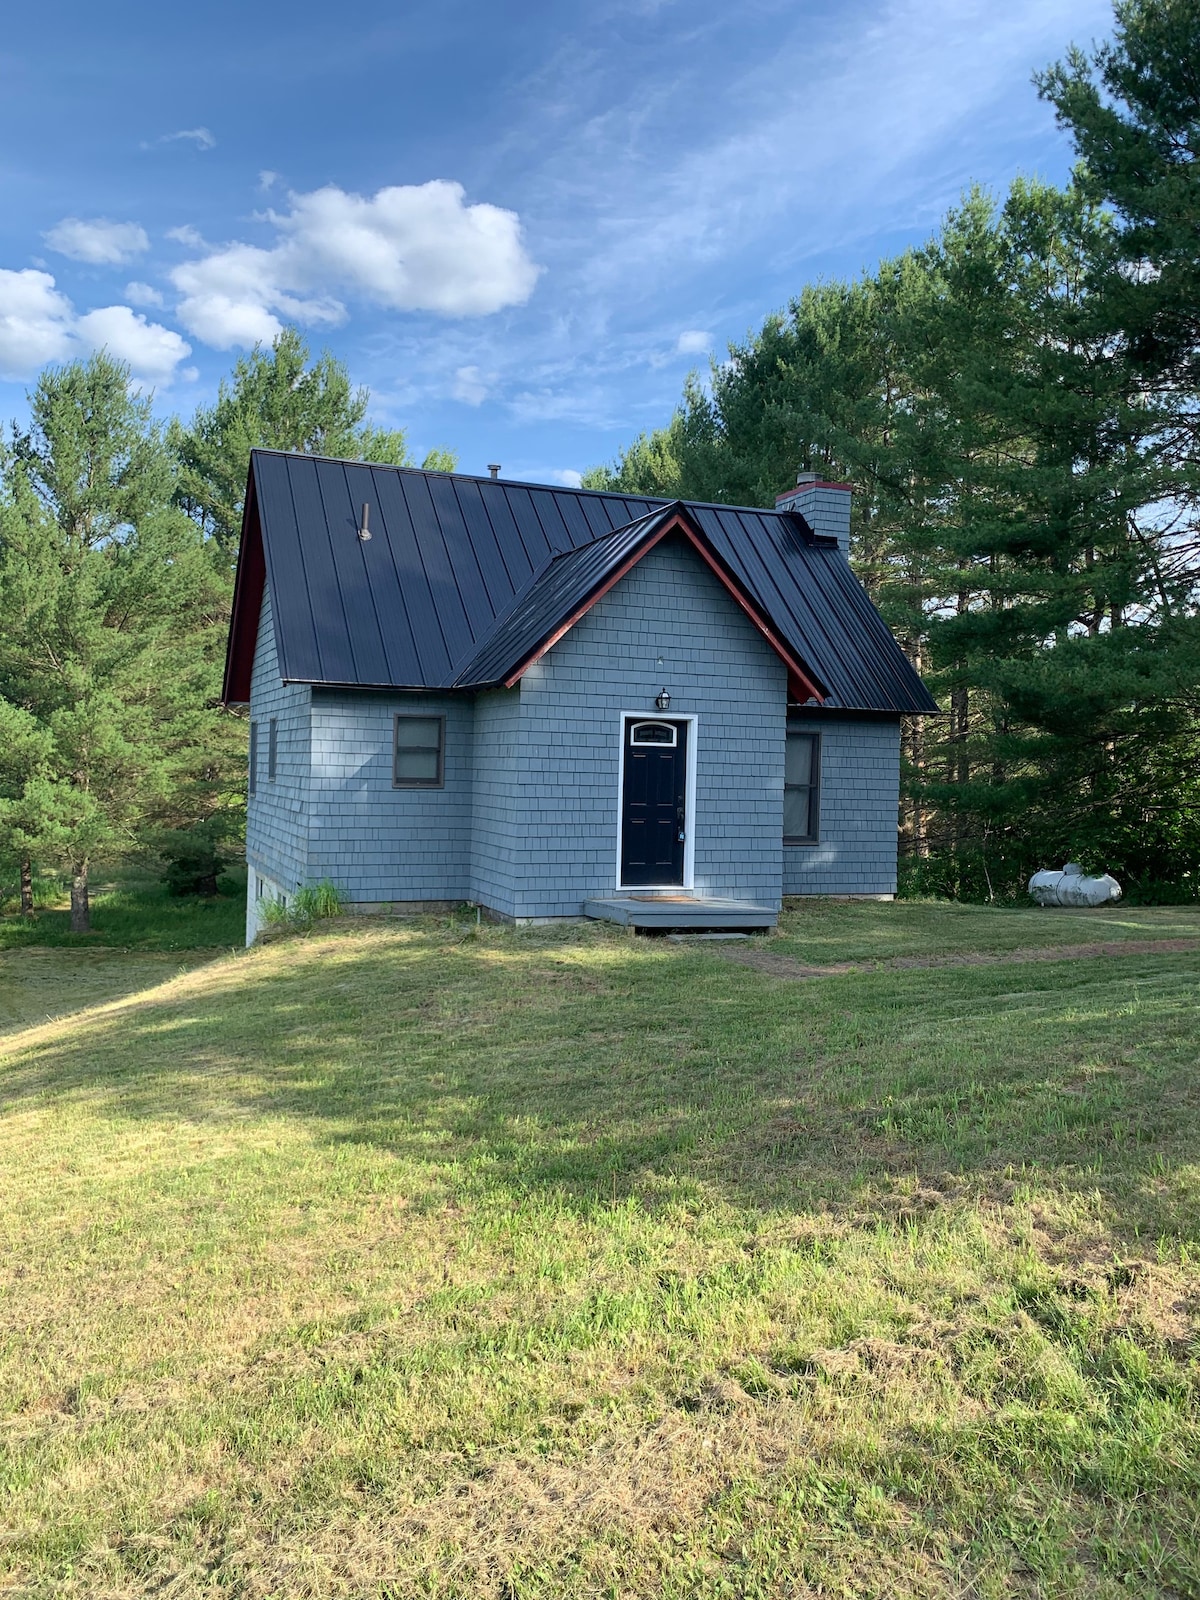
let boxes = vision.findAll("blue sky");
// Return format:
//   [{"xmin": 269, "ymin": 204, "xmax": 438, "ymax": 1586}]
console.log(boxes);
[{"xmin": 0, "ymin": 0, "xmax": 1114, "ymax": 485}]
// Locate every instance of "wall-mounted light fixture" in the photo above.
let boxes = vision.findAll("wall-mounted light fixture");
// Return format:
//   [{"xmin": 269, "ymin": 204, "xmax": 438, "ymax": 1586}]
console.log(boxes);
[
  {"xmin": 358, "ymin": 502, "xmax": 372, "ymax": 541},
  {"xmin": 655, "ymin": 688, "xmax": 671, "ymax": 711}
]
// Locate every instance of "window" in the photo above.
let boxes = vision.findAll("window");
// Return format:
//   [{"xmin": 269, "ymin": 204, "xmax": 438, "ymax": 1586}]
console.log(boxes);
[
  {"xmin": 630, "ymin": 721, "xmax": 677, "ymax": 746},
  {"xmin": 248, "ymin": 720, "xmax": 258, "ymax": 797},
  {"xmin": 784, "ymin": 730, "xmax": 820, "ymax": 843},
  {"xmin": 268, "ymin": 717, "xmax": 278, "ymax": 781},
  {"xmin": 394, "ymin": 714, "xmax": 445, "ymax": 787}
]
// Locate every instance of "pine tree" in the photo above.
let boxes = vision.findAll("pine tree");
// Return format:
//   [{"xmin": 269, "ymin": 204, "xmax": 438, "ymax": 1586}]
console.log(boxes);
[
  {"xmin": 172, "ymin": 327, "xmax": 456, "ymax": 556},
  {"xmin": 0, "ymin": 354, "xmax": 230, "ymax": 930}
]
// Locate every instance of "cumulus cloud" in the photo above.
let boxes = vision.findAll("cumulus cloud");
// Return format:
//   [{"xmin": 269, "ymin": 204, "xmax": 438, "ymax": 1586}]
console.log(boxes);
[
  {"xmin": 541, "ymin": 468, "xmax": 584, "ymax": 488},
  {"xmin": 0, "ymin": 270, "xmax": 76, "ymax": 377},
  {"xmin": 125, "ymin": 280, "xmax": 164, "ymax": 307},
  {"xmin": 259, "ymin": 170, "xmax": 279, "ymax": 191},
  {"xmin": 0, "ymin": 267, "xmax": 190, "ymax": 386},
  {"xmin": 675, "ymin": 328, "xmax": 711, "ymax": 354},
  {"xmin": 169, "ymin": 179, "xmax": 542, "ymax": 348},
  {"xmin": 75, "ymin": 307, "xmax": 192, "ymax": 387},
  {"xmin": 44, "ymin": 217, "xmax": 150, "ymax": 266}
]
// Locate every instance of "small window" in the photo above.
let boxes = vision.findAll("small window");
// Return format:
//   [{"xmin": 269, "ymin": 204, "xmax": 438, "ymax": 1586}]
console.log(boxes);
[
  {"xmin": 248, "ymin": 721, "xmax": 258, "ymax": 797},
  {"xmin": 784, "ymin": 730, "xmax": 820, "ymax": 843},
  {"xmin": 268, "ymin": 717, "xmax": 278, "ymax": 781},
  {"xmin": 630, "ymin": 721, "xmax": 677, "ymax": 746},
  {"xmin": 394, "ymin": 714, "xmax": 445, "ymax": 787}
]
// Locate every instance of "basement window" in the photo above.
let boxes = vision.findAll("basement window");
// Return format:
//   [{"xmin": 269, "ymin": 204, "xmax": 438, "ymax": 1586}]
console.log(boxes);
[
  {"xmin": 394, "ymin": 714, "xmax": 445, "ymax": 788},
  {"xmin": 784, "ymin": 729, "xmax": 820, "ymax": 844}
]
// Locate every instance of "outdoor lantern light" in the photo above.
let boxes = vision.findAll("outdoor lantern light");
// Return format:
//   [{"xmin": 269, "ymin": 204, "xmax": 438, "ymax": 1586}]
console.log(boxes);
[{"xmin": 655, "ymin": 688, "xmax": 671, "ymax": 711}]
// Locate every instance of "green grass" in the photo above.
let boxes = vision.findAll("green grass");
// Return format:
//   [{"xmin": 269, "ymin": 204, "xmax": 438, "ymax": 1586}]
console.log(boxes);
[
  {"xmin": 1, "ymin": 903, "xmax": 1198, "ymax": 1598},
  {"xmin": 774, "ymin": 896, "xmax": 1200, "ymax": 963},
  {"xmin": 0, "ymin": 866, "xmax": 246, "ymax": 952}
]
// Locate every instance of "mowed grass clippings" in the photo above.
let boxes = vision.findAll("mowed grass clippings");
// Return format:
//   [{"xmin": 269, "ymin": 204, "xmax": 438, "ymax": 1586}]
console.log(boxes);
[{"xmin": 0, "ymin": 906, "xmax": 1197, "ymax": 1599}]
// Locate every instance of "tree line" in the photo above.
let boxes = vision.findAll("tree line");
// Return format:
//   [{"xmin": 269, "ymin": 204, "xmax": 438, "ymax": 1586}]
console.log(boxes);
[
  {"xmin": 0, "ymin": 331, "xmax": 455, "ymax": 930},
  {"xmin": 585, "ymin": 0, "xmax": 1200, "ymax": 899}
]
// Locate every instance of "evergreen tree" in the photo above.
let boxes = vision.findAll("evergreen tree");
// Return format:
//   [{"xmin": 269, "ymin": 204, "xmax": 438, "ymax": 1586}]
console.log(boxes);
[
  {"xmin": 173, "ymin": 327, "xmax": 457, "ymax": 556},
  {"xmin": 0, "ymin": 354, "xmax": 230, "ymax": 930}
]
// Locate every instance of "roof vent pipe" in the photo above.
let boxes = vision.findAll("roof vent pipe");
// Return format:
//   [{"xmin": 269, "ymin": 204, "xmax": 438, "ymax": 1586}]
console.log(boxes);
[
  {"xmin": 357, "ymin": 503, "xmax": 371, "ymax": 541},
  {"xmin": 488, "ymin": 464, "xmax": 501, "ymax": 479}
]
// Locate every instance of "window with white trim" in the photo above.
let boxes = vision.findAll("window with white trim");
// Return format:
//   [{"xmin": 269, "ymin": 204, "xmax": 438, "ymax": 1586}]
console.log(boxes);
[
  {"xmin": 784, "ymin": 730, "xmax": 820, "ymax": 843},
  {"xmin": 393, "ymin": 714, "xmax": 445, "ymax": 788}
]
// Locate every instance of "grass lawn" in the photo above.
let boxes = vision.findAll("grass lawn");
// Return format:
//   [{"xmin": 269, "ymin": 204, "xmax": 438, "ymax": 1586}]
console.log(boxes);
[
  {"xmin": 0, "ymin": 867, "xmax": 246, "ymax": 954},
  {"xmin": 1, "ymin": 902, "xmax": 1198, "ymax": 1598}
]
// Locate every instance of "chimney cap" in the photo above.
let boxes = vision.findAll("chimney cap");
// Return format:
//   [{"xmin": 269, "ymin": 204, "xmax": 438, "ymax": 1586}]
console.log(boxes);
[
  {"xmin": 775, "ymin": 473, "xmax": 853, "ymax": 505},
  {"xmin": 487, "ymin": 463, "xmax": 501, "ymax": 480}
]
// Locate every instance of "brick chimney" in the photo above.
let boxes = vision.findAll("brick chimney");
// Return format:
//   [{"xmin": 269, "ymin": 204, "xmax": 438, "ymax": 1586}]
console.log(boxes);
[{"xmin": 775, "ymin": 470, "xmax": 851, "ymax": 556}]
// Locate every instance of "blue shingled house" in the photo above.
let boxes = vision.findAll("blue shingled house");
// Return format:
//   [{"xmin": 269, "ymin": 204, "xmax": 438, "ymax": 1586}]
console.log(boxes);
[{"xmin": 223, "ymin": 451, "xmax": 935, "ymax": 942}]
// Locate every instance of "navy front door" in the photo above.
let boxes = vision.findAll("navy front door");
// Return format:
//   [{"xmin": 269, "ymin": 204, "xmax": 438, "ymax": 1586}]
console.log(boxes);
[{"xmin": 620, "ymin": 719, "xmax": 688, "ymax": 886}]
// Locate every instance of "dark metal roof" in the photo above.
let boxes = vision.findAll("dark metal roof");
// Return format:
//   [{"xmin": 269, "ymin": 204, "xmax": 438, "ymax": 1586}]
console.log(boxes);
[
  {"xmin": 223, "ymin": 450, "xmax": 936, "ymax": 714},
  {"xmin": 452, "ymin": 506, "xmax": 674, "ymax": 688}
]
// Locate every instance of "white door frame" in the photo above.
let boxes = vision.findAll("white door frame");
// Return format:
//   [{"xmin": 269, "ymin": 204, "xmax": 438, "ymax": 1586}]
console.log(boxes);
[{"xmin": 614, "ymin": 711, "xmax": 698, "ymax": 892}]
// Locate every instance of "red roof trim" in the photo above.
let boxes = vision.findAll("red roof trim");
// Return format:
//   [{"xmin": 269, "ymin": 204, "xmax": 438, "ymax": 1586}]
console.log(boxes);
[
  {"xmin": 503, "ymin": 509, "xmax": 825, "ymax": 700},
  {"xmin": 775, "ymin": 479, "xmax": 853, "ymax": 502},
  {"xmin": 221, "ymin": 471, "xmax": 266, "ymax": 705}
]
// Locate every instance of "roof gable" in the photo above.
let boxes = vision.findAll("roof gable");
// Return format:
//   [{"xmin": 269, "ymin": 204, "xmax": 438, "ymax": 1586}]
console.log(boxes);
[
  {"xmin": 452, "ymin": 506, "xmax": 825, "ymax": 701},
  {"xmin": 222, "ymin": 451, "xmax": 937, "ymax": 714}
]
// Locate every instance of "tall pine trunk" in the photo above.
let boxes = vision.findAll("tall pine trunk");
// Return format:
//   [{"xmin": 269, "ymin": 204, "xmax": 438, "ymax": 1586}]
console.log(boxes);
[
  {"xmin": 19, "ymin": 856, "xmax": 34, "ymax": 917},
  {"xmin": 69, "ymin": 861, "xmax": 90, "ymax": 933}
]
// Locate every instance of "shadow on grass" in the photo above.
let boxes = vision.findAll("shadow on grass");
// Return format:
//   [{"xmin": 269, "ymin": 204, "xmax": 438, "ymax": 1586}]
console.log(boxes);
[{"xmin": 1, "ymin": 922, "xmax": 1198, "ymax": 1246}]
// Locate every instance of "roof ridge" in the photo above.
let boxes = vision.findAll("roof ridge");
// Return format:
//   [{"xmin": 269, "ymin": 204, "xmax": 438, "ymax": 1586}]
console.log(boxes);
[{"xmin": 244, "ymin": 448, "xmax": 795, "ymax": 521}]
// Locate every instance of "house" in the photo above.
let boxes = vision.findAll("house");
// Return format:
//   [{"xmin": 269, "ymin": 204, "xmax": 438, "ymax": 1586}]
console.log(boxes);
[{"xmin": 222, "ymin": 452, "xmax": 936, "ymax": 943}]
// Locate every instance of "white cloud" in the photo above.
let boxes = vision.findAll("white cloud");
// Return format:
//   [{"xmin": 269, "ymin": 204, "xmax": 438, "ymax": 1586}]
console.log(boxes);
[
  {"xmin": 676, "ymin": 328, "xmax": 711, "ymax": 354},
  {"xmin": 259, "ymin": 170, "xmax": 279, "ymax": 191},
  {"xmin": 541, "ymin": 468, "xmax": 584, "ymax": 488},
  {"xmin": 0, "ymin": 268, "xmax": 190, "ymax": 386},
  {"xmin": 452, "ymin": 364, "xmax": 493, "ymax": 405},
  {"xmin": 161, "ymin": 127, "xmax": 216, "ymax": 149},
  {"xmin": 169, "ymin": 179, "xmax": 542, "ymax": 349},
  {"xmin": 0, "ymin": 270, "xmax": 76, "ymax": 378},
  {"xmin": 166, "ymin": 225, "xmax": 206, "ymax": 249},
  {"xmin": 125, "ymin": 280, "xmax": 164, "ymax": 307},
  {"xmin": 43, "ymin": 217, "xmax": 149, "ymax": 266},
  {"xmin": 75, "ymin": 306, "xmax": 192, "ymax": 388}
]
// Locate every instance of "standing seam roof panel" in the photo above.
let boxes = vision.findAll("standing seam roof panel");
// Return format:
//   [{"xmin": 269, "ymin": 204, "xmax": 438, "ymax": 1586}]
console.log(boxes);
[
  {"xmin": 316, "ymin": 459, "xmax": 394, "ymax": 686},
  {"xmin": 399, "ymin": 474, "xmax": 476, "ymax": 672},
  {"xmin": 252, "ymin": 453, "xmax": 323, "ymax": 682},
  {"xmin": 426, "ymin": 474, "xmax": 498, "ymax": 638},
  {"xmin": 371, "ymin": 469, "xmax": 450, "ymax": 683},
  {"xmin": 285, "ymin": 456, "xmax": 358, "ymax": 683}
]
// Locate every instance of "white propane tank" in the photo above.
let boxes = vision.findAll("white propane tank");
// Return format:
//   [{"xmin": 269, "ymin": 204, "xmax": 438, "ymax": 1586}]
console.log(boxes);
[{"xmin": 1028, "ymin": 862, "xmax": 1122, "ymax": 908}]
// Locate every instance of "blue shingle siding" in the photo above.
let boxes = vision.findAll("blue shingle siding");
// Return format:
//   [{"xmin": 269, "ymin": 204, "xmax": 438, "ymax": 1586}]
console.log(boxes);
[
  {"xmin": 246, "ymin": 583, "xmax": 312, "ymax": 936},
  {"xmin": 308, "ymin": 691, "xmax": 473, "ymax": 904},
  {"xmin": 509, "ymin": 537, "xmax": 786, "ymax": 918},
  {"xmin": 470, "ymin": 689, "xmax": 523, "ymax": 919},
  {"xmin": 783, "ymin": 716, "xmax": 900, "ymax": 896}
]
